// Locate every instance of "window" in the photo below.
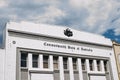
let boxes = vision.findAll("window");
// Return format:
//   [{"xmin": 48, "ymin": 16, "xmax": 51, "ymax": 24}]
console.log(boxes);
[
  {"xmin": 21, "ymin": 53, "xmax": 28, "ymax": 67},
  {"xmin": 104, "ymin": 61, "xmax": 108, "ymax": 71},
  {"xmin": 53, "ymin": 56, "xmax": 58, "ymax": 69},
  {"xmin": 97, "ymin": 60, "xmax": 101, "ymax": 71},
  {"xmin": 43, "ymin": 55, "xmax": 49, "ymax": 68},
  {"xmin": 63, "ymin": 57, "xmax": 68, "ymax": 69},
  {"xmin": 73, "ymin": 58, "xmax": 77, "ymax": 70},
  {"xmin": 81, "ymin": 59, "xmax": 86, "ymax": 70},
  {"xmin": 89, "ymin": 60, "xmax": 93, "ymax": 71},
  {"xmin": 32, "ymin": 54, "xmax": 39, "ymax": 68}
]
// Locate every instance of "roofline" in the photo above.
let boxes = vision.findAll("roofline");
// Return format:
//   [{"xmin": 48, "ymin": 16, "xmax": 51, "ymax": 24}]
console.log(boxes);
[{"xmin": 8, "ymin": 29, "xmax": 112, "ymax": 48}]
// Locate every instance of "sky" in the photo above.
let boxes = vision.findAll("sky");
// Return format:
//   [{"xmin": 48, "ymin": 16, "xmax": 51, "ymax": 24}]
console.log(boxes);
[{"xmin": 0, "ymin": 0, "xmax": 120, "ymax": 47}]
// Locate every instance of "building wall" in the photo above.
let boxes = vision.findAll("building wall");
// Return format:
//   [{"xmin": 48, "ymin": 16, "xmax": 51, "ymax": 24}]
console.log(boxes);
[
  {"xmin": 0, "ymin": 49, "xmax": 5, "ymax": 80},
  {"xmin": 0, "ymin": 22, "xmax": 118, "ymax": 80},
  {"xmin": 113, "ymin": 41, "xmax": 120, "ymax": 80},
  {"xmin": 3, "ymin": 31, "xmax": 118, "ymax": 80}
]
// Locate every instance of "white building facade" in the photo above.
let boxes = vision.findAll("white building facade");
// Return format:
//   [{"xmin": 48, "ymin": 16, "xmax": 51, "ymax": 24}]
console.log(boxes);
[{"xmin": 0, "ymin": 21, "xmax": 119, "ymax": 80}]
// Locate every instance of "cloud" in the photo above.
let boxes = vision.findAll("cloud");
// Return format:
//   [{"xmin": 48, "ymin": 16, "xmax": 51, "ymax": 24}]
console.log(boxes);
[
  {"xmin": 0, "ymin": 0, "xmax": 120, "ymax": 36},
  {"xmin": 108, "ymin": 2, "xmax": 120, "ymax": 36},
  {"xmin": 69, "ymin": 0, "xmax": 93, "ymax": 8},
  {"xmin": 30, "ymin": 6, "xmax": 66, "ymax": 23},
  {"xmin": 69, "ymin": 0, "xmax": 114, "ymax": 33},
  {"xmin": 0, "ymin": 0, "xmax": 8, "ymax": 7},
  {"xmin": 114, "ymin": 27, "xmax": 120, "ymax": 36},
  {"xmin": 69, "ymin": 0, "xmax": 112, "ymax": 23},
  {"xmin": 103, "ymin": 29, "xmax": 120, "ymax": 43}
]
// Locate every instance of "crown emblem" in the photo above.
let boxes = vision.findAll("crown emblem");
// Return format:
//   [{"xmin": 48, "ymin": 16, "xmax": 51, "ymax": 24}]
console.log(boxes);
[{"xmin": 64, "ymin": 28, "xmax": 73, "ymax": 37}]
